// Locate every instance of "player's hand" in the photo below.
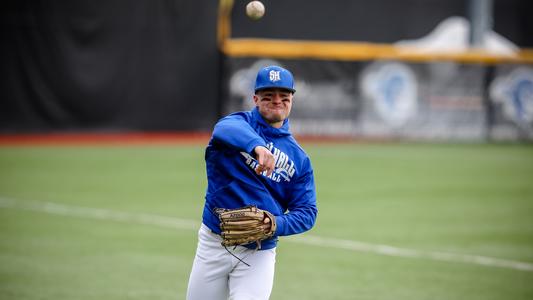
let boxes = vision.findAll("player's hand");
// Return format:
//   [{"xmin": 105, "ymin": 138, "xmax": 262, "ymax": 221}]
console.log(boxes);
[
  {"xmin": 262, "ymin": 214, "xmax": 272, "ymax": 233},
  {"xmin": 254, "ymin": 146, "xmax": 275, "ymax": 176}
]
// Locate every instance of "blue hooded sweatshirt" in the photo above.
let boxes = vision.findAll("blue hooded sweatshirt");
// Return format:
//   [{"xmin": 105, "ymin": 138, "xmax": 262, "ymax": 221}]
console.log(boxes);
[{"xmin": 202, "ymin": 107, "xmax": 318, "ymax": 250}]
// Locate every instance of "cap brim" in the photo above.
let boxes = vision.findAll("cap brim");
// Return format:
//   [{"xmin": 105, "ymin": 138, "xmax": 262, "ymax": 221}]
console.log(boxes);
[{"xmin": 255, "ymin": 86, "xmax": 296, "ymax": 93}]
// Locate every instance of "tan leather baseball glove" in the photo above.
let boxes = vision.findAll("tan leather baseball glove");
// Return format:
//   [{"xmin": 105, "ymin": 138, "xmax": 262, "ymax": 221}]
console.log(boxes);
[{"xmin": 215, "ymin": 205, "xmax": 277, "ymax": 249}]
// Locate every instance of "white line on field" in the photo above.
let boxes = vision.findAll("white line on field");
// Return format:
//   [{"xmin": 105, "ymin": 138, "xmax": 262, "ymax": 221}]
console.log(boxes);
[
  {"xmin": 0, "ymin": 196, "xmax": 199, "ymax": 231},
  {"xmin": 1, "ymin": 196, "xmax": 532, "ymax": 272}
]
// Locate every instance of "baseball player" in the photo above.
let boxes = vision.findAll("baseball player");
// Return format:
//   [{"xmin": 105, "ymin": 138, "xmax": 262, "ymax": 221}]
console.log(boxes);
[{"xmin": 186, "ymin": 65, "xmax": 318, "ymax": 300}]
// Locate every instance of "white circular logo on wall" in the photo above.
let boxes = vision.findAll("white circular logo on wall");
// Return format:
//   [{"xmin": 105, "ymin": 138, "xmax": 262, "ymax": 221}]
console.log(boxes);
[
  {"xmin": 361, "ymin": 62, "xmax": 418, "ymax": 127},
  {"xmin": 490, "ymin": 67, "xmax": 533, "ymax": 125}
]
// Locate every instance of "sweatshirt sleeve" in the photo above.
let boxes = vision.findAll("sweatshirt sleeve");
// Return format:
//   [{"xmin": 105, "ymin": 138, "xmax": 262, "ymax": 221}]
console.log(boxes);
[
  {"xmin": 274, "ymin": 157, "xmax": 318, "ymax": 237},
  {"xmin": 212, "ymin": 113, "xmax": 266, "ymax": 154}
]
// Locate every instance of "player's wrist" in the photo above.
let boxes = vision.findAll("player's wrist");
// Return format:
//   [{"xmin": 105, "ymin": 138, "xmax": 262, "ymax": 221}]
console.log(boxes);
[{"xmin": 253, "ymin": 145, "xmax": 269, "ymax": 155}]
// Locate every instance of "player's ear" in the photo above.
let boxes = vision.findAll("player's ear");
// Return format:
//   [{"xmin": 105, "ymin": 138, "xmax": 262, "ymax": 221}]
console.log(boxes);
[{"xmin": 253, "ymin": 94, "xmax": 260, "ymax": 105}]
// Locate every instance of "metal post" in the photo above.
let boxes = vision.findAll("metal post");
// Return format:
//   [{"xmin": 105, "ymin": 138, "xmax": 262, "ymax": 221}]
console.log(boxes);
[{"xmin": 469, "ymin": 0, "xmax": 494, "ymax": 48}]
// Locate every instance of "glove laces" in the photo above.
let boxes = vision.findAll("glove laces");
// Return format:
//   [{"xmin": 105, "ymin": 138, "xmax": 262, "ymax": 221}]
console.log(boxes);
[{"xmin": 223, "ymin": 241, "xmax": 261, "ymax": 268}]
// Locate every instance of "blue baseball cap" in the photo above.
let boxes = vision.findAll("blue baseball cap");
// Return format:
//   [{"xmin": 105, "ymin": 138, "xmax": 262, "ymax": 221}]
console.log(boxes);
[{"xmin": 254, "ymin": 66, "xmax": 296, "ymax": 93}]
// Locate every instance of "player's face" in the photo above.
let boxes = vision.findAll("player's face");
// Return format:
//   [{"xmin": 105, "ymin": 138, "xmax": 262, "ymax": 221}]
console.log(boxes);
[{"xmin": 254, "ymin": 88, "xmax": 293, "ymax": 128}]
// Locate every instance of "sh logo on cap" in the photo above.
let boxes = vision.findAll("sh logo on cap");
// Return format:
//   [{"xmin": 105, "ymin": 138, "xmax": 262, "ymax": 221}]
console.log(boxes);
[{"xmin": 269, "ymin": 70, "xmax": 281, "ymax": 82}]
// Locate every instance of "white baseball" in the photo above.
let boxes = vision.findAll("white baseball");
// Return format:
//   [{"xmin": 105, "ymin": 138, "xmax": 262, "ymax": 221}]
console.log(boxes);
[{"xmin": 246, "ymin": 1, "xmax": 265, "ymax": 20}]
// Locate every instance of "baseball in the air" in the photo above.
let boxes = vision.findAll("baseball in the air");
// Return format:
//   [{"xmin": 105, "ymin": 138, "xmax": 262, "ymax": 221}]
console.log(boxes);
[{"xmin": 246, "ymin": 1, "xmax": 265, "ymax": 20}]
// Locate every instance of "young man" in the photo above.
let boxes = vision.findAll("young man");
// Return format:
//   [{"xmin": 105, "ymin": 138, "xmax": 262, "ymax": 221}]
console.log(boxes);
[{"xmin": 186, "ymin": 65, "xmax": 318, "ymax": 300}]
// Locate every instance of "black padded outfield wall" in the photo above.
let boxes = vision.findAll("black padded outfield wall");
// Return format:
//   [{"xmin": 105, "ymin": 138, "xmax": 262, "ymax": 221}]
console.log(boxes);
[
  {"xmin": 1, "ymin": 0, "xmax": 220, "ymax": 132},
  {"xmin": 2, "ymin": 0, "xmax": 532, "ymax": 139}
]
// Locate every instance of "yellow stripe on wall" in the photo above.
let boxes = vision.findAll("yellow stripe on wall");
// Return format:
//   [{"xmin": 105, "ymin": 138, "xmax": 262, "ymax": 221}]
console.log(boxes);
[
  {"xmin": 221, "ymin": 38, "xmax": 533, "ymax": 65},
  {"xmin": 217, "ymin": 0, "xmax": 234, "ymax": 47}
]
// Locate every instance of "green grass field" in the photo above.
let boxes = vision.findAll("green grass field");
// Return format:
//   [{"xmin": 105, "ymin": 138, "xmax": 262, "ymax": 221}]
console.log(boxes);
[{"xmin": 1, "ymin": 143, "xmax": 532, "ymax": 300}]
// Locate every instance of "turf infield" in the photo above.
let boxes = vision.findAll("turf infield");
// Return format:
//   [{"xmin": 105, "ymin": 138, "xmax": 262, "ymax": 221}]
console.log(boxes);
[{"xmin": 0, "ymin": 143, "xmax": 532, "ymax": 299}]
